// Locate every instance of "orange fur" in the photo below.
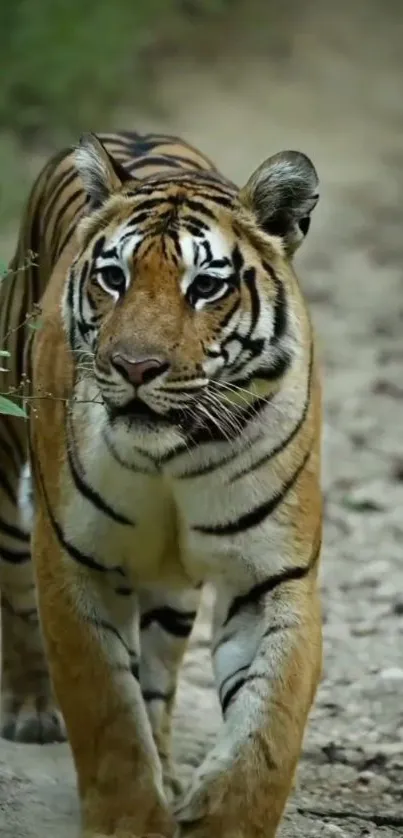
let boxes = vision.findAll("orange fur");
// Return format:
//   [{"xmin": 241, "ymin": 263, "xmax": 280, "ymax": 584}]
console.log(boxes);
[{"xmin": 0, "ymin": 131, "xmax": 322, "ymax": 837}]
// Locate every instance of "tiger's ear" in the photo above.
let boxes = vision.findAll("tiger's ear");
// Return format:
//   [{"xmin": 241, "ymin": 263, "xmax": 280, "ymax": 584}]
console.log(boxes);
[
  {"xmin": 74, "ymin": 133, "xmax": 132, "ymax": 209},
  {"xmin": 239, "ymin": 150, "xmax": 319, "ymax": 254}
]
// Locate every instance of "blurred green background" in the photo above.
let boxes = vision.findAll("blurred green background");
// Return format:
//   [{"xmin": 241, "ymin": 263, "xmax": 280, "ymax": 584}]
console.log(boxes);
[
  {"xmin": 0, "ymin": 0, "xmax": 236, "ymax": 140},
  {"xmin": 1, "ymin": 0, "xmax": 402, "ymax": 233},
  {"xmin": 0, "ymin": 0, "xmax": 251, "ymax": 223}
]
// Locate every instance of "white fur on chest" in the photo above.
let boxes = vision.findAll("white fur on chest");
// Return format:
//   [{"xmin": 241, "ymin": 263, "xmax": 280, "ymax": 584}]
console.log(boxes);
[
  {"xmin": 62, "ymin": 415, "xmax": 181, "ymax": 585},
  {"xmin": 61, "ymin": 422, "xmax": 289, "ymax": 594},
  {"xmin": 58, "ymin": 361, "xmax": 308, "ymax": 590}
]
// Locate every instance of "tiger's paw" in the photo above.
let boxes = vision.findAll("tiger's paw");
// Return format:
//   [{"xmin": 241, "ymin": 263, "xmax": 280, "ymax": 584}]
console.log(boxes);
[
  {"xmin": 80, "ymin": 794, "xmax": 175, "ymax": 838},
  {"xmin": 173, "ymin": 757, "xmax": 233, "ymax": 838},
  {"xmin": 161, "ymin": 760, "xmax": 183, "ymax": 805},
  {"xmin": 0, "ymin": 690, "xmax": 66, "ymax": 743},
  {"xmin": 173, "ymin": 748, "xmax": 270, "ymax": 838}
]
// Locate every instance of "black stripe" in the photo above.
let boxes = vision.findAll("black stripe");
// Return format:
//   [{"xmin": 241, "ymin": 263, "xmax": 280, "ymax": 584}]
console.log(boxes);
[
  {"xmin": 183, "ymin": 198, "xmax": 215, "ymax": 219},
  {"xmin": 231, "ymin": 350, "xmax": 291, "ymax": 387},
  {"xmin": 130, "ymin": 661, "xmax": 140, "ymax": 681},
  {"xmin": 66, "ymin": 423, "xmax": 134, "ymax": 526},
  {"xmin": 184, "ymin": 221, "xmax": 210, "ymax": 238},
  {"xmin": 55, "ymin": 202, "xmax": 86, "ymax": 261},
  {"xmin": 193, "ymin": 444, "xmax": 312, "ymax": 536},
  {"xmin": 51, "ymin": 189, "xmax": 82, "ymax": 258},
  {"xmin": 221, "ymin": 673, "xmax": 266, "ymax": 715},
  {"xmin": 91, "ymin": 235, "xmax": 106, "ymax": 262},
  {"xmin": 140, "ymin": 606, "xmax": 196, "ymax": 637},
  {"xmin": 219, "ymin": 297, "xmax": 241, "ymax": 331},
  {"xmin": 12, "ymin": 197, "xmax": 41, "ymax": 383},
  {"xmin": 110, "ymin": 661, "xmax": 140, "ymax": 681},
  {"xmin": 221, "ymin": 676, "xmax": 247, "ymax": 714},
  {"xmin": 0, "ymin": 467, "xmax": 17, "ymax": 503},
  {"xmin": 264, "ymin": 262, "xmax": 287, "ymax": 343},
  {"xmin": 42, "ymin": 169, "xmax": 78, "ymax": 232},
  {"xmin": 229, "ymin": 343, "xmax": 314, "ymax": 482},
  {"xmin": 128, "ymin": 155, "xmax": 185, "ymax": 171},
  {"xmin": 154, "ymin": 441, "xmax": 188, "ymax": 465},
  {"xmin": 87, "ymin": 617, "xmax": 136, "ymax": 658},
  {"xmin": 14, "ymin": 270, "xmax": 29, "ymax": 387},
  {"xmin": 131, "ymin": 197, "xmax": 165, "ymax": 213},
  {"xmin": 0, "ymin": 546, "xmax": 31, "ymax": 564},
  {"xmin": 56, "ymin": 222, "xmax": 77, "ymax": 260},
  {"xmin": 0, "ymin": 436, "xmax": 21, "ymax": 473},
  {"xmin": 261, "ymin": 623, "xmax": 292, "ymax": 641},
  {"xmin": 115, "ymin": 585, "xmax": 134, "ymax": 597},
  {"xmin": 218, "ymin": 663, "xmax": 250, "ymax": 704},
  {"xmin": 224, "ymin": 537, "xmax": 321, "ymax": 627},
  {"xmin": 41, "ymin": 506, "xmax": 111, "ymax": 574},
  {"xmin": 102, "ymin": 429, "xmax": 158, "ymax": 475},
  {"xmin": 76, "ymin": 260, "xmax": 90, "ymax": 331},
  {"xmin": 177, "ymin": 444, "xmax": 247, "ymax": 480},
  {"xmin": 243, "ymin": 267, "xmax": 260, "ymax": 334},
  {"xmin": 0, "ymin": 516, "xmax": 29, "ymax": 541},
  {"xmin": 142, "ymin": 689, "xmax": 174, "ymax": 703},
  {"xmin": 30, "ymin": 444, "xmax": 125, "ymax": 577},
  {"xmin": 65, "ymin": 268, "xmax": 76, "ymax": 348},
  {"xmin": 2, "ymin": 417, "xmax": 26, "ymax": 465},
  {"xmin": 169, "ymin": 155, "xmax": 207, "ymax": 171}
]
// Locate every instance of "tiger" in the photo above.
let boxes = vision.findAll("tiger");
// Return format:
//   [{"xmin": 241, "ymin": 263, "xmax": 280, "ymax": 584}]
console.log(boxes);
[{"xmin": 0, "ymin": 130, "xmax": 322, "ymax": 838}]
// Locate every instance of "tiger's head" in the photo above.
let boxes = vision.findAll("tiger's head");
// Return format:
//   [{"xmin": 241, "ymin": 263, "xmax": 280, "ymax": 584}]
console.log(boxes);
[{"xmin": 64, "ymin": 134, "xmax": 318, "ymax": 447}]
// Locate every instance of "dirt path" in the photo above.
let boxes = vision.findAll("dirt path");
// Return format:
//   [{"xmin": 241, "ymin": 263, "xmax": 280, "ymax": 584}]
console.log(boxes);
[{"xmin": 1, "ymin": 2, "xmax": 403, "ymax": 835}]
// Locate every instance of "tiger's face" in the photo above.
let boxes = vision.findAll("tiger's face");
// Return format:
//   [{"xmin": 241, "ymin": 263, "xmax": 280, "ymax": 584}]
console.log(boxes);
[{"xmin": 64, "ymin": 135, "xmax": 319, "ymax": 443}]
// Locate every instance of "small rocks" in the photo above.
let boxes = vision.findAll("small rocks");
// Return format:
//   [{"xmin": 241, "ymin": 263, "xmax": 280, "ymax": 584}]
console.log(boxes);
[
  {"xmin": 351, "ymin": 623, "xmax": 378, "ymax": 637},
  {"xmin": 372, "ymin": 378, "xmax": 403, "ymax": 399},
  {"xmin": 373, "ymin": 580, "xmax": 399, "ymax": 602},
  {"xmin": 340, "ymin": 493, "xmax": 384, "ymax": 513},
  {"xmin": 325, "ymin": 825, "xmax": 346, "ymax": 836},
  {"xmin": 378, "ymin": 667, "xmax": 403, "ymax": 683},
  {"xmin": 357, "ymin": 769, "xmax": 391, "ymax": 793},
  {"xmin": 390, "ymin": 459, "xmax": 403, "ymax": 482},
  {"xmin": 392, "ymin": 599, "xmax": 403, "ymax": 616}
]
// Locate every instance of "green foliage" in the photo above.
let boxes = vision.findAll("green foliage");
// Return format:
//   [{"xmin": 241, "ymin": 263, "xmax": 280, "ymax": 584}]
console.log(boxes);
[
  {"xmin": 0, "ymin": 0, "xmax": 232, "ymax": 140},
  {"xmin": 0, "ymin": 0, "xmax": 236, "ymax": 222},
  {"xmin": 0, "ymin": 1, "xmax": 168, "ymax": 136},
  {"xmin": 0, "ymin": 395, "xmax": 27, "ymax": 418}
]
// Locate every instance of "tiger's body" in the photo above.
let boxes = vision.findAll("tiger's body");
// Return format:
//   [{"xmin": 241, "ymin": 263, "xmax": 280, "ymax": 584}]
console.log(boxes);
[{"xmin": 0, "ymin": 131, "xmax": 322, "ymax": 838}]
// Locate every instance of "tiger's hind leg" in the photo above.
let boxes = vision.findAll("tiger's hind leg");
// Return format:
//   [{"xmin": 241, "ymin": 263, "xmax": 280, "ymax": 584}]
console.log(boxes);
[
  {"xmin": 0, "ymin": 445, "xmax": 65, "ymax": 743},
  {"xmin": 139, "ymin": 585, "xmax": 200, "ymax": 802}
]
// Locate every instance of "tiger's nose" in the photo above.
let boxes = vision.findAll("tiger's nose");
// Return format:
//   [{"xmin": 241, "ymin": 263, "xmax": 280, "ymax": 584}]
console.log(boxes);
[{"xmin": 111, "ymin": 354, "xmax": 169, "ymax": 386}]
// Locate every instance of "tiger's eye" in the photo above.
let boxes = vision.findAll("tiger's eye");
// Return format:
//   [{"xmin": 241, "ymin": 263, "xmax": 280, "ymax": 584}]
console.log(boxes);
[
  {"xmin": 99, "ymin": 266, "xmax": 126, "ymax": 294},
  {"xmin": 192, "ymin": 275, "xmax": 225, "ymax": 297}
]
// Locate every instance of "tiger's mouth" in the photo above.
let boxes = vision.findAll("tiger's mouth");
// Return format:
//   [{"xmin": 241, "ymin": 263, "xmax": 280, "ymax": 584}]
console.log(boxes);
[
  {"xmin": 107, "ymin": 397, "xmax": 171, "ymax": 425},
  {"xmin": 106, "ymin": 395, "xmax": 199, "ymax": 434}
]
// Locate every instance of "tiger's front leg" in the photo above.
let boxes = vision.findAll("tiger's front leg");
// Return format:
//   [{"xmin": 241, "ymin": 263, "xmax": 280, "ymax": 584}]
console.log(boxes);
[
  {"xmin": 32, "ymin": 502, "xmax": 174, "ymax": 838},
  {"xmin": 174, "ymin": 541, "xmax": 322, "ymax": 838},
  {"xmin": 139, "ymin": 586, "xmax": 200, "ymax": 803}
]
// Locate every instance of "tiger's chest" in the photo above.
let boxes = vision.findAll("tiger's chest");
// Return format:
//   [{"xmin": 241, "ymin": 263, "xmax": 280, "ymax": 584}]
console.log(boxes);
[
  {"xmin": 59, "ymin": 417, "xmax": 274, "ymax": 590},
  {"xmin": 61, "ymin": 437, "xmax": 184, "ymax": 585}
]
